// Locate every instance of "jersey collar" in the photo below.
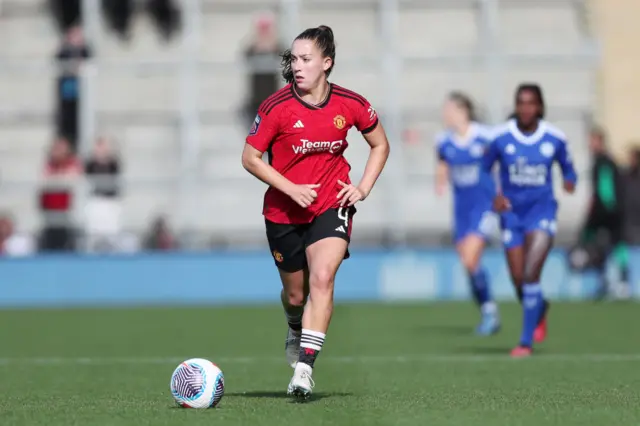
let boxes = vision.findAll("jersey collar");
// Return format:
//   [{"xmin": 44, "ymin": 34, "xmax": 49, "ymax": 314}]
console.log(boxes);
[
  {"xmin": 291, "ymin": 83, "xmax": 333, "ymax": 110},
  {"xmin": 451, "ymin": 122, "xmax": 479, "ymax": 147},
  {"xmin": 508, "ymin": 119, "xmax": 547, "ymax": 145}
]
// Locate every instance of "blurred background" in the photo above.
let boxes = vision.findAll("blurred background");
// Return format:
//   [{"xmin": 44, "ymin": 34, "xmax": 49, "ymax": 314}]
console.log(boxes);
[{"xmin": 0, "ymin": 0, "xmax": 638, "ymax": 305}]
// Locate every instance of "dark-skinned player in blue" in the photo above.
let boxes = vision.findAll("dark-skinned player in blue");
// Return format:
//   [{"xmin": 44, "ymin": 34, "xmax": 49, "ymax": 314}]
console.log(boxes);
[{"xmin": 484, "ymin": 83, "xmax": 577, "ymax": 357}]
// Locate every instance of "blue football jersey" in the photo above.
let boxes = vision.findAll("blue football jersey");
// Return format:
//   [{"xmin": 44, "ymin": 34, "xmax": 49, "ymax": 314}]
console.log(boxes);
[
  {"xmin": 483, "ymin": 119, "xmax": 577, "ymax": 210},
  {"xmin": 436, "ymin": 122, "xmax": 496, "ymax": 212}
]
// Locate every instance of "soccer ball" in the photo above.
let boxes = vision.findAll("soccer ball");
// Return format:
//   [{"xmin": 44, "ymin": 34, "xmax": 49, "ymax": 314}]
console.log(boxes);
[{"xmin": 170, "ymin": 358, "xmax": 225, "ymax": 408}]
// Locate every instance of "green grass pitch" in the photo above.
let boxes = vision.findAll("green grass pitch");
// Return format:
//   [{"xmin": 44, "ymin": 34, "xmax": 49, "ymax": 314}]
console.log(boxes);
[{"xmin": 0, "ymin": 302, "xmax": 638, "ymax": 425}]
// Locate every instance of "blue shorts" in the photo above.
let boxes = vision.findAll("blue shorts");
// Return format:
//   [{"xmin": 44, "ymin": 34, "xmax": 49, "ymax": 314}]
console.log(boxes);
[
  {"xmin": 454, "ymin": 207, "xmax": 497, "ymax": 244},
  {"xmin": 500, "ymin": 201, "xmax": 558, "ymax": 249}
]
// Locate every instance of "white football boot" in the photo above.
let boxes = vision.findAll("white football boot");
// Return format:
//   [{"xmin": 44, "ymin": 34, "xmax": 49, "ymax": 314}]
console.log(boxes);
[
  {"xmin": 287, "ymin": 362, "xmax": 314, "ymax": 400},
  {"xmin": 285, "ymin": 328, "xmax": 301, "ymax": 368}
]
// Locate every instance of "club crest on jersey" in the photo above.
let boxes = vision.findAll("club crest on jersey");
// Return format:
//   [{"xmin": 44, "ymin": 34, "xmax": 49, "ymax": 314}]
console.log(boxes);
[
  {"xmin": 249, "ymin": 114, "xmax": 261, "ymax": 136},
  {"xmin": 540, "ymin": 142, "xmax": 555, "ymax": 157},
  {"xmin": 272, "ymin": 250, "xmax": 283, "ymax": 263},
  {"xmin": 333, "ymin": 115, "xmax": 346, "ymax": 130},
  {"xmin": 505, "ymin": 144, "xmax": 516, "ymax": 155}
]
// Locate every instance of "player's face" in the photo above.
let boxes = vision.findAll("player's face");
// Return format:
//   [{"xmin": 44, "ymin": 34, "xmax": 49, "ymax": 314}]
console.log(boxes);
[
  {"xmin": 291, "ymin": 39, "xmax": 331, "ymax": 91},
  {"xmin": 515, "ymin": 90, "xmax": 540, "ymax": 127},
  {"xmin": 442, "ymin": 99, "xmax": 467, "ymax": 129},
  {"xmin": 589, "ymin": 132, "xmax": 604, "ymax": 153}
]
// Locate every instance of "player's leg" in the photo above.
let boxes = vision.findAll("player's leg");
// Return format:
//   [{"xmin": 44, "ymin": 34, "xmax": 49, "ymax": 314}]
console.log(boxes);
[
  {"xmin": 287, "ymin": 207, "xmax": 353, "ymax": 400},
  {"xmin": 580, "ymin": 212, "xmax": 609, "ymax": 299},
  {"xmin": 501, "ymin": 213, "xmax": 526, "ymax": 299},
  {"xmin": 279, "ymin": 268, "xmax": 309, "ymax": 368},
  {"xmin": 512, "ymin": 230, "xmax": 553, "ymax": 355},
  {"xmin": 265, "ymin": 220, "xmax": 308, "ymax": 368},
  {"xmin": 461, "ymin": 210, "xmax": 500, "ymax": 335},
  {"xmin": 604, "ymin": 213, "xmax": 631, "ymax": 299}
]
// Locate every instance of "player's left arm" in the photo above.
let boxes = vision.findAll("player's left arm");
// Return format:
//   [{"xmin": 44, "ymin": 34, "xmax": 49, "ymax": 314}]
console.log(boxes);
[
  {"xmin": 337, "ymin": 102, "xmax": 390, "ymax": 207},
  {"xmin": 555, "ymin": 138, "xmax": 577, "ymax": 193}
]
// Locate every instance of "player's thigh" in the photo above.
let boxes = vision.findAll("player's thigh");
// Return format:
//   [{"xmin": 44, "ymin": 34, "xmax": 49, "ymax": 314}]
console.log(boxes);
[
  {"xmin": 304, "ymin": 207, "xmax": 354, "ymax": 290},
  {"xmin": 456, "ymin": 234, "xmax": 485, "ymax": 271},
  {"xmin": 523, "ymin": 230, "xmax": 553, "ymax": 282},
  {"xmin": 265, "ymin": 219, "xmax": 307, "ymax": 273},
  {"xmin": 305, "ymin": 237, "xmax": 348, "ymax": 292}
]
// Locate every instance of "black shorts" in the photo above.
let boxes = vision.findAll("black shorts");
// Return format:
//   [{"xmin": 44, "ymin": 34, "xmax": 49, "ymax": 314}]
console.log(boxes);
[{"xmin": 265, "ymin": 207, "xmax": 356, "ymax": 272}]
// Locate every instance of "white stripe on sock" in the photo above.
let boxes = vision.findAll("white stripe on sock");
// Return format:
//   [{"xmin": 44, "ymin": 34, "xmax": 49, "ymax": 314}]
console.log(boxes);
[{"xmin": 301, "ymin": 329, "xmax": 326, "ymax": 352}]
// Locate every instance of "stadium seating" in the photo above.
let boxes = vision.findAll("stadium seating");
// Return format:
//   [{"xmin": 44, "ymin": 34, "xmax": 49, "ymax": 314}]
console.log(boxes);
[{"xmin": 0, "ymin": 0, "xmax": 597, "ymax": 243}]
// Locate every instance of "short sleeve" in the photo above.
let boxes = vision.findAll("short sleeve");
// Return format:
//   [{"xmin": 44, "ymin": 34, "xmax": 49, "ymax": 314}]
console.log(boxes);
[
  {"xmin": 246, "ymin": 110, "xmax": 279, "ymax": 153},
  {"xmin": 354, "ymin": 99, "xmax": 379, "ymax": 135}
]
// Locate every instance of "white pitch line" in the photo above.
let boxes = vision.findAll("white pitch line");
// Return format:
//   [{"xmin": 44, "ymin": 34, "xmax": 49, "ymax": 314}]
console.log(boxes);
[{"xmin": 0, "ymin": 354, "xmax": 640, "ymax": 366}]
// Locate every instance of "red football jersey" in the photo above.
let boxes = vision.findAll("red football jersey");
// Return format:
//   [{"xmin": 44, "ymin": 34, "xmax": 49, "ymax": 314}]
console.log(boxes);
[{"xmin": 246, "ymin": 83, "xmax": 379, "ymax": 224}]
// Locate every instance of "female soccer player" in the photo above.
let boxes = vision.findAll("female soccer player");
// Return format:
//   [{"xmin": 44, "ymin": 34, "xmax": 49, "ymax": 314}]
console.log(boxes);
[
  {"xmin": 241, "ymin": 25, "xmax": 390, "ymax": 398},
  {"xmin": 484, "ymin": 83, "xmax": 577, "ymax": 357},
  {"xmin": 435, "ymin": 92, "xmax": 500, "ymax": 335}
]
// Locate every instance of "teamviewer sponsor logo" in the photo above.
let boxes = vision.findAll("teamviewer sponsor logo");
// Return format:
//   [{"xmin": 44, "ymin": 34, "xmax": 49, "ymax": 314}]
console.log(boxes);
[{"xmin": 293, "ymin": 139, "xmax": 344, "ymax": 155}]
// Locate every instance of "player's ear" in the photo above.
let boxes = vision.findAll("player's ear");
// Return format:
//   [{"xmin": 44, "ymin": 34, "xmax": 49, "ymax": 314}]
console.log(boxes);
[{"xmin": 322, "ymin": 56, "xmax": 332, "ymax": 73}]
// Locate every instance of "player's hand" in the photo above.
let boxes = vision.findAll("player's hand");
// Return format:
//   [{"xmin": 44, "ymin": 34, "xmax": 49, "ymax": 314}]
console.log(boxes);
[
  {"xmin": 563, "ymin": 180, "xmax": 576, "ymax": 194},
  {"xmin": 493, "ymin": 194, "xmax": 511, "ymax": 212},
  {"xmin": 337, "ymin": 180, "xmax": 366, "ymax": 207},
  {"xmin": 287, "ymin": 184, "xmax": 321, "ymax": 208}
]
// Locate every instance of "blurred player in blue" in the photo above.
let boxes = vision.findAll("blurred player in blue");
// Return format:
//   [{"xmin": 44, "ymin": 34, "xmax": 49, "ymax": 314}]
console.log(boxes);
[
  {"xmin": 484, "ymin": 84, "xmax": 577, "ymax": 357},
  {"xmin": 436, "ymin": 92, "xmax": 500, "ymax": 336}
]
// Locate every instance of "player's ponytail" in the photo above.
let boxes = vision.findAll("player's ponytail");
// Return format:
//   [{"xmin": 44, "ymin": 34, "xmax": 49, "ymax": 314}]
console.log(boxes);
[{"xmin": 280, "ymin": 25, "xmax": 337, "ymax": 84}]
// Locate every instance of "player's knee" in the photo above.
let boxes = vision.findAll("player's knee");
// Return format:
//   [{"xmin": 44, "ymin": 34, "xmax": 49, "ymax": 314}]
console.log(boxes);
[
  {"xmin": 283, "ymin": 288, "xmax": 306, "ymax": 306},
  {"xmin": 511, "ymin": 273, "xmax": 524, "ymax": 287},
  {"xmin": 460, "ymin": 255, "xmax": 480, "ymax": 273},
  {"xmin": 308, "ymin": 267, "xmax": 336, "ymax": 296}
]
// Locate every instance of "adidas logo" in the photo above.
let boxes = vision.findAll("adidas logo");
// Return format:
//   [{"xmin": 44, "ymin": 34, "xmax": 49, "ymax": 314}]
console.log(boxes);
[
  {"xmin": 335, "ymin": 225, "xmax": 346, "ymax": 233},
  {"xmin": 293, "ymin": 120, "xmax": 304, "ymax": 128}
]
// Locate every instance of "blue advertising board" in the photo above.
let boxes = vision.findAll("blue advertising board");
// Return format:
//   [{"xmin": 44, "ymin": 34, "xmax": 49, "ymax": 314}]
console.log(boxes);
[{"xmin": 0, "ymin": 249, "xmax": 637, "ymax": 308}]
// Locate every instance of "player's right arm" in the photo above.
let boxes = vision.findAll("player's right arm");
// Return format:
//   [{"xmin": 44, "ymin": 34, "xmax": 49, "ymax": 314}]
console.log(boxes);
[
  {"xmin": 241, "ymin": 111, "xmax": 320, "ymax": 209},
  {"xmin": 483, "ymin": 128, "xmax": 511, "ymax": 212},
  {"xmin": 435, "ymin": 161, "xmax": 448, "ymax": 196}
]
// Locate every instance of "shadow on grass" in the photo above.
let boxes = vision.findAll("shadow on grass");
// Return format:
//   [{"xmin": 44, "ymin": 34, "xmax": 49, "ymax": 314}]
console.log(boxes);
[{"xmin": 226, "ymin": 390, "xmax": 353, "ymax": 402}]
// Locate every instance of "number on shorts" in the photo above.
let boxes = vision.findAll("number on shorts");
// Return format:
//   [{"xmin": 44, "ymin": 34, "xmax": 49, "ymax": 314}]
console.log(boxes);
[{"xmin": 337, "ymin": 207, "xmax": 349, "ymax": 228}]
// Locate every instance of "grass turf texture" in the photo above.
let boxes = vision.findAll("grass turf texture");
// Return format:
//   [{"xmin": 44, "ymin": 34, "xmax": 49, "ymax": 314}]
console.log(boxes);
[{"xmin": 0, "ymin": 302, "xmax": 638, "ymax": 426}]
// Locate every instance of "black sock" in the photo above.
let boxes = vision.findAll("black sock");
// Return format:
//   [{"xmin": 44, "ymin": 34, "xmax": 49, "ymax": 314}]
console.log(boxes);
[
  {"xmin": 284, "ymin": 306, "xmax": 303, "ymax": 331},
  {"xmin": 298, "ymin": 329, "xmax": 325, "ymax": 368}
]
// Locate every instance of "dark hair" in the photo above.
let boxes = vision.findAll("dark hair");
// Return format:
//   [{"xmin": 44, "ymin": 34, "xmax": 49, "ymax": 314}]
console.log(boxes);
[
  {"xmin": 511, "ymin": 83, "xmax": 545, "ymax": 120},
  {"xmin": 281, "ymin": 25, "xmax": 336, "ymax": 84},
  {"xmin": 448, "ymin": 91, "xmax": 476, "ymax": 122}
]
